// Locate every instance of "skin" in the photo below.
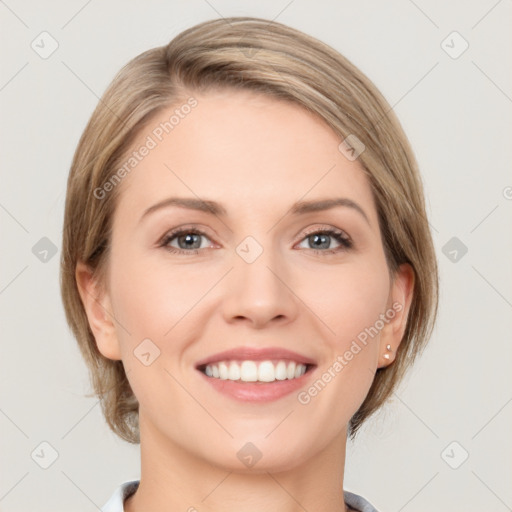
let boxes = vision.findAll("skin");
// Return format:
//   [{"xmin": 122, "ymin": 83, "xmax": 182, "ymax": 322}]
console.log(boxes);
[{"xmin": 77, "ymin": 89, "xmax": 414, "ymax": 512}]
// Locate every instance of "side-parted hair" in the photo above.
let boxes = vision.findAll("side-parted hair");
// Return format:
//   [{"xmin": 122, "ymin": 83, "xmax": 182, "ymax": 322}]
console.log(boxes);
[{"xmin": 60, "ymin": 17, "xmax": 438, "ymax": 443}]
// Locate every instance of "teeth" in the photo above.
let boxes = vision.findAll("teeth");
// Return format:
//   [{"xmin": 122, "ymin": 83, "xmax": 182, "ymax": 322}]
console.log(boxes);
[
  {"xmin": 203, "ymin": 360, "xmax": 308, "ymax": 382},
  {"xmin": 240, "ymin": 361, "xmax": 258, "ymax": 382},
  {"xmin": 228, "ymin": 361, "xmax": 240, "ymax": 380},
  {"xmin": 218, "ymin": 362, "xmax": 229, "ymax": 380},
  {"xmin": 287, "ymin": 361, "xmax": 296, "ymax": 379},
  {"xmin": 275, "ymin": 361, "xmax": 288, "ymax": 381},
  {"xmin": 258, "ymin": 361, "xmax": 274, "ymax": 382}
]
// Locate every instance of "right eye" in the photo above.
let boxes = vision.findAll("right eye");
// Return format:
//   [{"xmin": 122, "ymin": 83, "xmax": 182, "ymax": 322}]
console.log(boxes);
[{"xmin": 160, "ymin": 228, "xmax": 214, "ymax": 255}]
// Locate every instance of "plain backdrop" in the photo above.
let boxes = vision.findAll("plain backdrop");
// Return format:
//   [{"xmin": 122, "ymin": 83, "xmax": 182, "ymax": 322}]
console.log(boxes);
[{"xmin": 1, "ymin": 1, "xmax": 511, "ymax": 511}]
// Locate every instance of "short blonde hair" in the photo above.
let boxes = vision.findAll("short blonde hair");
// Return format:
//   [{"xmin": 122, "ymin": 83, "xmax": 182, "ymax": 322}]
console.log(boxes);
[{"xmin": 60, "ymin": 16, "xmax": 438, "ymax": 443}]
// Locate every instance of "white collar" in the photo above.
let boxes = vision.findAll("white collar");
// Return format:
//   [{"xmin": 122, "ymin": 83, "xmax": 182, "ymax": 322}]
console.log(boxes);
[
  {"xmin": 101, "ymin": 480, "xmax": 380, "ymax": 512},
  {"xmin": 101, "ymin": 480, "xmax": 139, "ymax": 512}
]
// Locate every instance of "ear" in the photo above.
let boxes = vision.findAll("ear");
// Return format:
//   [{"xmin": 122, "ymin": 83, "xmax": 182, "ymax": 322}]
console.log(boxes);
[
  {"xmin": 377, "ymin": 263, "xmax": 415, "ymax": 369},
  {"xmin": 75, "ymin": 261, "xmax": 122, "ymax": 361}
]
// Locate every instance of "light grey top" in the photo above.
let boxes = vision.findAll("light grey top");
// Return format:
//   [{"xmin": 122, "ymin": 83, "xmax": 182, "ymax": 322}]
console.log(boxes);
[{"xmin": 101, "ymin": 480, "xmax": 380, "ymax": 512}]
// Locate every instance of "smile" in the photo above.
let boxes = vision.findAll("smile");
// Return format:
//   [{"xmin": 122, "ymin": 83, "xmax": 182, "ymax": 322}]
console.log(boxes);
[
  {"xmin": 201, "ymin": 360, "xmax": 310, "ymax": 382},
  {"xmin": 195, "ymin": 346, "xmax": 317, "ymax": 402}
]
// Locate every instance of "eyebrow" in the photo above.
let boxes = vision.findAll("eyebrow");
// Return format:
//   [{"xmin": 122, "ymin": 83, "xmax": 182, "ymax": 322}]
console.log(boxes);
[{"xmin": 139, "ymin": 196, "xmax": 370, "ymax": 225}]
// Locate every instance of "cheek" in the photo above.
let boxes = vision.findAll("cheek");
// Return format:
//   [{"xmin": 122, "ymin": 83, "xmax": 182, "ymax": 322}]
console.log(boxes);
[
  {"xmin": 306, "ymin": 257, "xmax": 390, "ymax": 344},
  {"xmin": 109, "ymin": 248, "xmax": 213, "ymax": 343},
  {"xmin": 107, "ymin": 251, "xmax": 205, "ymax": 411},
  {"xmin": 297, "ymin": 264, "xmax": 389, "ymax": 425}
]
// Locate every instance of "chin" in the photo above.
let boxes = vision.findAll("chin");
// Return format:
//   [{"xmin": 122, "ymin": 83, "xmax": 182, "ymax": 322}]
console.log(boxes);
[{"xmin": 199, "ymin": 436, "xmax": 315, "ymax": 475}]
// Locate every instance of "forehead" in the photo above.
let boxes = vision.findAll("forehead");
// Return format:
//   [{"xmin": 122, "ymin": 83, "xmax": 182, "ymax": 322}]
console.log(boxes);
[{"xmin": 114, "ymin": 90, "xmax": 376, "ymax": 224}]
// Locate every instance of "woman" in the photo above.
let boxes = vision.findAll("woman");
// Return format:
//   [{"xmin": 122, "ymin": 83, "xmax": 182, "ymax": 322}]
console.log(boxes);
[{"xmin": 60, "ymin": 17, "xmax": 438, "ymax": 512}]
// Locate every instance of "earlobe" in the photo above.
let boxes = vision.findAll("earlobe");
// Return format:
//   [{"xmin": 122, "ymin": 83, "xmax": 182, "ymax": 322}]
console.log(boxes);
[
  {"xmin": 75, "ymin": 261, "xmax": 122, "ymax": 361},
  {"xmin": 377, "ymin": 263, "xmax": 415, "ymax": 368}
]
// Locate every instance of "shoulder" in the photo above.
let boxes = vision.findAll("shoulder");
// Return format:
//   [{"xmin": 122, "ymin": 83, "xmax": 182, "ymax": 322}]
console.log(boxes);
[
  {"xmin": 344, "ymin": 490, "xmax": 381, "ymax": 512},
  {"xmin": 101, "ymin": 480, "xmax": 139, "ymax": 512}
]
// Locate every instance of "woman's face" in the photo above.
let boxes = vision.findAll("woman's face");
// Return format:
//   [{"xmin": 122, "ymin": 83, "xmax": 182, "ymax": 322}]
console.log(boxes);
[{"xmin": 79, "ymin": 89, "xmax": 412, "ymax": 471}]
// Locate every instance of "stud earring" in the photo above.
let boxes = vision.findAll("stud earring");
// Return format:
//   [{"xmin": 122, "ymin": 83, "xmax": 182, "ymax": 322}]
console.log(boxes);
[{"xmin": 383, "ymin": 344, "xmax": 392, "ymax": 360}]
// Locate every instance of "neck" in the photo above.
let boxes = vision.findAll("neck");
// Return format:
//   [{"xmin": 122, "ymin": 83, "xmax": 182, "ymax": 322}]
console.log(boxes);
[{"xmin": 125, "ymin": 414, "xmax": 351, "ymax": 512}]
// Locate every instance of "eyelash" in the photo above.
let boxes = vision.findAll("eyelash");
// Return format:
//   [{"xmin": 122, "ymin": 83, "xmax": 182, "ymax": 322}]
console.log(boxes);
[{"xmin": 159, "ymin": 225, "xmax": 353, "ymax": 256}]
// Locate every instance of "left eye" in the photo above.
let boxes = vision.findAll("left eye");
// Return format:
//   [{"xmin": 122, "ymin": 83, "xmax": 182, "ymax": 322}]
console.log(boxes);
[{"xmin": 296, "ymin": 229, "xmax": 352, "ymax": 253}]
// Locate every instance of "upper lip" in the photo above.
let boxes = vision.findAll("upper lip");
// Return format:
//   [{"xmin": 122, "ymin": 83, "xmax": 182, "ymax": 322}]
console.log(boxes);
[{"xmin": 195, "ymin": 347, "xmax": 317, "ymax": 369}]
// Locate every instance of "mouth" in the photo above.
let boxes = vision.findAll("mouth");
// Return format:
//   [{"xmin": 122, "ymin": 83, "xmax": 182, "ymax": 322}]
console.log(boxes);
[
  {"xmin": 194, "ymin": 347, "xmax": 317, "ymax": 402},
  {"xmin": 197, "ymin": 359, "xmax": 315, "ymax": 383}
]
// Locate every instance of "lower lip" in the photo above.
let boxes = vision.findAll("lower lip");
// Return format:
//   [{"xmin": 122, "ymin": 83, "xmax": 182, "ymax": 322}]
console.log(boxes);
[{"xmin": 197, "ymin": 366, "xmax": 316, "ymax": 402}]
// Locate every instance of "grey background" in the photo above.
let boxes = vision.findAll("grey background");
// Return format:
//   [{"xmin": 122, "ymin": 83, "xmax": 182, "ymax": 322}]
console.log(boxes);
[{"xmin": 1, "ymin": 1, "xmax": 511, "ymax": 510}]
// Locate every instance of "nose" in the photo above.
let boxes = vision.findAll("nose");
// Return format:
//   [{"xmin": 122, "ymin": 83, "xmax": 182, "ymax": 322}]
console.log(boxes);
[{"xmin": 221, "ymin": 245, "xmax": 299, "ymax": 329}]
